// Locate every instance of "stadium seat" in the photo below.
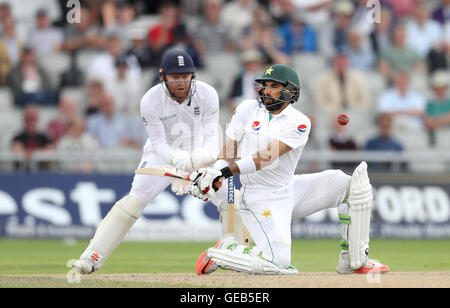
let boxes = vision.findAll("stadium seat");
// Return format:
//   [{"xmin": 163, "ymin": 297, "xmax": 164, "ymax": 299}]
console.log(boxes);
[
  {"xmin": 0, "ymin": 87, "xmax": 13, "ymax": 110},
  {"xmin": 202, "ymin": 52, "xmax": 240, "ymax": 100},
  {"xmin": 10, "ymin": 0, "xmax": 61, "ymax": 23},
  {"xmin": 364, "ymin": 71, "xmax": 387, "ymax": 109},
  {"xmin": 410, "ymin": 72, "xmax": 432, "ymax": 99},
  {"xmin": 0, "ymin": 110, "xmax": 22, "ymax": 143},
  {"xmin": 39, "ymin": 107, "xmax": 60, "ymax": 131},
  {"xmin": 132, "ymin": 15, "xmax": 160, "ymax": 30},
  {"xmin": 38, "ymin": 52, "xmax": 71, "ymax": 89},
  {"xmin": 435, "ymin": 128, "xmax": 450, "ymax": 150},
  {"xmin": 76, "ymin": 49, "xmax": 102, "ymax": 78},
  {"xmin": 60, "ymin": 86, "xmax": 86, "ymax": 112},
  {"xmin": 343, "ymin": 109, "xmax": 378, "ymax": 148},
  {"xmin": 292, "ymin": 53, "xmax": 328, "ymax": 81},
  {"xmin": 392, "ymin": 125, "xmax": 429, "ymax": 150},
  {"xmin": 311, "ymin": 111, "xmax": 333, "ymax": 149},
  {"xmin": 141, "ymin": 69, "xmax": 158, "ymax": 91}
]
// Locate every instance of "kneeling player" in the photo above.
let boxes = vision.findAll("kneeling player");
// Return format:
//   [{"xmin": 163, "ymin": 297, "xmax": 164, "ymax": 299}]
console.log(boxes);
[{"xmin": 191, "ymin": 64, "xmax": 389, "ymax": 275}]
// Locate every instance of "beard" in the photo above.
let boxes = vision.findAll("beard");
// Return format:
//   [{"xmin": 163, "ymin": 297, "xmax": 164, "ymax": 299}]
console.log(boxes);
[
  {"xmin": 166, "ymin": 81, "xmax": 191, "ymax": 100},
  {"xmin": 263, "ymin": 95, "xmax": 284, "ymax": 111}
]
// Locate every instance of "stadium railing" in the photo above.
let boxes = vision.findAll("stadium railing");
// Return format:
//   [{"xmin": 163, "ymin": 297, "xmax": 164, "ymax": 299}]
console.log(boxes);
[{"xmin": 0, "ymin": 149, "xmax": 449, "ymax": 174}]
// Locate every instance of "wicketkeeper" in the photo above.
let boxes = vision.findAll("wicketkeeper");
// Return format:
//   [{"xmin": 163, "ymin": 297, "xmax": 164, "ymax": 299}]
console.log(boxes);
[
  {"xmin": 191, "ymin": 64, "xmax": 390, "ymax": 275},
  {"xmin": 73, "ymin": 50, "xmax": 225, "ymax": 274}
]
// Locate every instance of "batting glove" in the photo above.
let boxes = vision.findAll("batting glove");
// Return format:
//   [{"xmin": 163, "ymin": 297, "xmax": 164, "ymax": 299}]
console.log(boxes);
[{"xmin": 189, "ymin": 168, "xmax": 224, "ymax": 201}]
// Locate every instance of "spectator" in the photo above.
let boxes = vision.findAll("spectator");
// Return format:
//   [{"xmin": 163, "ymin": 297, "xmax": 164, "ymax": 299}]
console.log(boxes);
[
  {"xmin": 86, "ymin": 93, "xmax": 140, "ymax": 149},
  {"xmin": 189, "ymin": 0, "xmax": 234, "ymax": 57},
  {"xmin": 381, "ymin": 0, "xmax": 419, "ymax": 19},
  {"xmin": 46, "ymin": 98, "xmax": 78, "ymax": 143},
  {"xmin": 377, "ymin": 70, "xmax": 426, "ymax": 129},
  {"xmin": 147, "ymin": 1, "xmax": 183, "ymax": 64},
  {"xmin": 61, "ymin": 5, "xmax": 105, "ymax": 53},
  {"xmin": 87, "ymin": 34, "xmax": 141, "ymax": 84},
  {"xmin": 0, "ymin": 16, "xmax": 23, "ymax": 83},
  {"xmin": 227, "ymin": 49, "xmax": 264, "ymax": 111},
  {"xmin": 405, "ymin": 4, "xmax": 443, "ymax": 59},
  {"xmin": 5, "ymin": 47, "xmax": 56, "ymax": 107},
  {"xmin": 101, "ymin": 0, "xmax": 137, "ymax": 50},
  {"xmin": 332, "ymin": 0, "xmax": 354, "ymax": 54},
  {"xmin": 315, "ymin": 53, "xmax": 370, "ymax": 115},
  {"xmin": 343, "ymin": 27, "xmax": 376, "ymax": 71},
  {"xmin": 220, "ymin": 0, "xmax": 257, "ymax": 46},
  {"xmin": 167, "ymin": 23, "xmax": 204, "ymax": 69},
  {"xmin": 11, "ymin": 104, "xmax": 55, "ymax": 171},
  {"xmin": 124, "ymin": 25, "xmax": 154, "ymax": 69},
  {"xmin": 105, "ymin": 55, "xmax": 142, "ymax": 115},
  {"xmin": 378, "ymin": 23, "xmax": 425, "ymax": 79},
  {"xmin": 292, "ymin": 0, "xmax": 332, "ymax": 27},
  {"xmin": 276, "ymin": 17, "xmax": 317, "ymax": 55},
  {"xmin": 0, "ymin": 2, "xmax": 11, "ymax": 26},
  {"xmin": 241, "ymin": 6, "xmax": 290, "ymax": 66},
  {"xmin": 365, "ymin": 113, "xmax": 405, "ymax": 171},
  {"xmin": 369, "ymin": 5, "xmax": 394, "ymax": 56},
  {"xmin": 57, "ymin": 116, "xmax": 99, "ymax": 173},
  {"xmin": 85, "ymin": 79, "xmax": 106, "ymax": 116},
  {"xmin": 291, "ymin": 0, "xmax": 333, "ymax": 57},
  {"xmin": 432, "ymin": 0, "xmax": 450, "ymax": 25},
  {"xmin": 268, "ymin": 0, "xmax": 296, "ymax": 26},
  {"xmin": 26, "ymin": 9, "xmax": 64, "ymax": 57},
  {"xmin": 427, "ymin": 39, "xmax": 448, "ymax": 74},
  {"xmin": 351, "ymin": 0, "xmax": 376, "ymax": 36},
  {"xmin": 329, "ymin": 119, "xmax": 358, "ymax": 172},
  {"xmin": 424, "ymin": 70, "xmax": 450, "ymax": 131}
]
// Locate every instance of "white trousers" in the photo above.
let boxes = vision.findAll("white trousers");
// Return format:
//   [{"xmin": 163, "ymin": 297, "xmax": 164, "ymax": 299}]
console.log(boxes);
[{"xmin": 238, "ymin": 170, "xmax": 351, "ymax": 268}]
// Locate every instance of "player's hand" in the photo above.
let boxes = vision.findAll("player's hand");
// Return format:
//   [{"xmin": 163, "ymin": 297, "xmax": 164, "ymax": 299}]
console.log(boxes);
[
  {"xmin": 191, "ymin": 148, "xmax": 216, "ymax": 170},
  {"xmin": 170, "ymin": 150, "xmax": 193, "ymax": 172},
  {"xmin": 189, "ymin": 168, "xmax": 224, "ymax": 201},
  {"xmin": 171, "ymin": 178, "xmax": 191, "ymax": 196}
]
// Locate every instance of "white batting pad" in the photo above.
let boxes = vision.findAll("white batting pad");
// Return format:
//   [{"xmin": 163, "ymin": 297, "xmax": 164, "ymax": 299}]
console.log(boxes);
[
  {"xmin": 79, "ymin": 195, "xmax": 143, "ymax": 271},
  {"xmin": 345, "ymin": 161, "xmax": 373, "ymax": 269},
  {"xmin": 207, "ymin": 247, "xmax": 298, "ymax": 275}
]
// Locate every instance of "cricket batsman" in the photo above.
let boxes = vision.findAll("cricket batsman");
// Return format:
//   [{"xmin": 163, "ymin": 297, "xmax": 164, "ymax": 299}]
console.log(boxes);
[
  {"xmin": 191, "ymin": 64, "xmax": 390, "ymax": 275},
  {"xmin": 73, "ymin": 50, "xmax": 223, "ymax": 274}
]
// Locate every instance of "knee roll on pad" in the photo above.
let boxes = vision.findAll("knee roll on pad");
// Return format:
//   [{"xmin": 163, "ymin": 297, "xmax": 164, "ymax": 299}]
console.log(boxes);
[{"xmin": 116, "ymin": 194, "xmax": 146, "ymax": 219}]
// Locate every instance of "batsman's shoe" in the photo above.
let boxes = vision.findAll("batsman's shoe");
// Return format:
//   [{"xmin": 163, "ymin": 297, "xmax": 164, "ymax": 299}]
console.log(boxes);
[
  {"xmin": 352, "ymin": 259, "xmax": 390, "ymax": 274},
  {"xmin": 336, "ymin": 253, "xmax": 389, "ymax": 274},
  {"xmin": 195, "ymin": 233, "xmax": 238, "ymax": 275},
  {"xmin": 73, "ymin": 258, "xmax": 95, "ymax": 275}
]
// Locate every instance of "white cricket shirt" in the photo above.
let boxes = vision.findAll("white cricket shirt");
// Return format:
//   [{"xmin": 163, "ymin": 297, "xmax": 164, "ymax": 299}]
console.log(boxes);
[
  {"xmin": 140, "ymin": 80, "xmax": 220, "ymax": 160},
  {"xmin": 226, "ymin": 100, "xmax": 311, "ymax": 187}
]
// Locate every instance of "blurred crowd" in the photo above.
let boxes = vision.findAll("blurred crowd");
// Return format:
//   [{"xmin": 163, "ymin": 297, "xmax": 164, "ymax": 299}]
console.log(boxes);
[{"xmin": 0, "ymin": 0, "xmax": 449, "ymax": 173}]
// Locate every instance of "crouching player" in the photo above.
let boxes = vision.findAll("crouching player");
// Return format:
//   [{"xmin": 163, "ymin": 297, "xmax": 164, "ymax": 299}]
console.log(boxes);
[
  {"xmin": 191, "ymin": 64, "xmax": 389, "ymax": 275},
  {"xmin": 72, "ymin": 50, "xmax": 222, "ymax": 274}
]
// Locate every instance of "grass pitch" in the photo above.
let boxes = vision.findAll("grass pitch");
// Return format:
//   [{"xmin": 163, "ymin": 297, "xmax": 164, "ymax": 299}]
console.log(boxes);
[{"xmin": 0, "ymin": 239, "xmax": 449, "ymax": 288}]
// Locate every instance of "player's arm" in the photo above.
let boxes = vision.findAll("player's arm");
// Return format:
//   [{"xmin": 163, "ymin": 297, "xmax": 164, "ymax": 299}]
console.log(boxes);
[
  {"xmin": 216, "ymin": 137, "xmax": 239, "ymax": 165},
  {"xmin": 191, "ymin": 138, "xmax": 292, "ymax": 199},
  {"xmin": 142, "ymin": 109, "xmax": 173, "ymax": 160},
  {"xmin": 231, "ymin": 138, "xmax": 292, "ymax": 174},
  {"xmin": 200, "ymin": 87, "xmax": 220, "ymax": 155}
]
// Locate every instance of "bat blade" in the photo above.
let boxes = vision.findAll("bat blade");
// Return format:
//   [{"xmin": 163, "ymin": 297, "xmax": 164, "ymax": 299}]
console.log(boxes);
[{"xmin": 135, "ymin": 165, "xmax": 191, "ymax": 181}]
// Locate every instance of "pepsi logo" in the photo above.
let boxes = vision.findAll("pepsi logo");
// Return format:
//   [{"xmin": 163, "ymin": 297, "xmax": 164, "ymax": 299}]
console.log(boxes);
[
  {"xmin": 252, "ymin": 121, "xmax": 261, "ymax": 131},
  {"xmin": 297, "ymin": 124, "xmax": 307, "ymax": 133}
]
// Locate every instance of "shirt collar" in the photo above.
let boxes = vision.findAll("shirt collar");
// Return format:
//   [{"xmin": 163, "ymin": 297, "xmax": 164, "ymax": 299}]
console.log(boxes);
[{"xmin": 271, "ymin": 104, "xmax": 293, "ymax": 119}]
